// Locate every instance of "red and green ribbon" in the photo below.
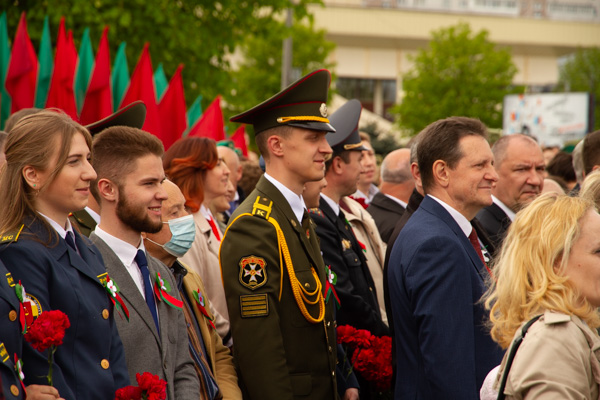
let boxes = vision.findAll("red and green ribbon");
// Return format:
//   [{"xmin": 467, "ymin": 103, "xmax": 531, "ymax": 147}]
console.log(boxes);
[
  {"xmin": 324, "ymin": 266, "xmax": 341, "ymax": 309},
  {"xmin": 14, "ymin": 281, "xmax": 28, "ymax": 334},
  {"xmin": 192, "ymin": 289, "xmax": 216, "ymax": 330},
  {"xmin": 154, "ymin": 272, "xmax": 183, "ymax": 310},
  {"xmin": 14, "ymin": 353, "xmax": 26, "ymax": 393},
  {"xmin": 103, "ymin": 275, "xmax": 130, "ymax": 322}
]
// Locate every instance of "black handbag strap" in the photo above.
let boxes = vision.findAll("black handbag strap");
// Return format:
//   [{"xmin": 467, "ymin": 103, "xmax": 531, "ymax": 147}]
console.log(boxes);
[{"xmin": 496, "ymin": 314, "xmax": 543, "ymax": 400}]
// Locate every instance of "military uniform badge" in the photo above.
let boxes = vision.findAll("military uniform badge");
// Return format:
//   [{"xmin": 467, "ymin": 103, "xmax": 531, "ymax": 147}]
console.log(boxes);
[{"xmin": 239, "ymin": 255, "xmax": 267, "ymax": 290}]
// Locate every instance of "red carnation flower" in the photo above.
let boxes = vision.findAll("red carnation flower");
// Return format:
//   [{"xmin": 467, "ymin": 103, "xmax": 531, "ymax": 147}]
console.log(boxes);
[
  {"xmin": 114, "ymin": 386, "xmax": 143, "ymax": 400},
  {"xmin": 136, "ymin": 372, "xmax": 167, "ymax": 400},
  {"xmin": 24, "ymin": 310, "xmax": 70, "ymax": 353}
]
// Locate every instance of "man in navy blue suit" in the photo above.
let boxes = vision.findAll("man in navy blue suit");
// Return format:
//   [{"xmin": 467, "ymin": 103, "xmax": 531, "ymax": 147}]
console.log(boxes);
[{"xmin": 388, "ymin": 117, "xmax": 504, "ymax": 399}]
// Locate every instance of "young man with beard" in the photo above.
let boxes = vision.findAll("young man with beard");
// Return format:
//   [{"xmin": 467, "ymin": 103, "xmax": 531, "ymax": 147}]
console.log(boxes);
[{"xmin": 89, "ymin": 126, "xmax": 200, "ymax": 400}]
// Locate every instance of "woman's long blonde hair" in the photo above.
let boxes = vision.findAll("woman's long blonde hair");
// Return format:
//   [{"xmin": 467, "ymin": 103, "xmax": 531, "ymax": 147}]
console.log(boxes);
[
  {"xmin": 484, "ymin": 193, "xmax": 600, "ymax": 349},
  {"xmin": 0, "ymin": 110, "xmax": 91, "ymax": 239}
]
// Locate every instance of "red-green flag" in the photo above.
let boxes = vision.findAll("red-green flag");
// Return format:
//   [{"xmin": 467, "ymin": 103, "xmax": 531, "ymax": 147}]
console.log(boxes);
[
  {"xmin": 74, "ymin": 27, "xmax": 94, "ymax": 114},
  {"xmin": 0, "ymin": 12, "xmax": 11, "ymax": 129},
  {"xmin": 154, "ymin": 63, "xmax": 168, "ymax": 101},
  {"xmin": 184, "ymin": 95, "xmax": 202, "ymax": 136},
  {"xmin": 46, "ymin": 18, "xmax": 78, "ymax": 120},
  {"xmin": 112, "ymin": 42, "xmax": 129, "ymax": 111},
  {"xmin": 120, "ymin": 43, "xmax": 161, "ymax": 137},
  {"xmin": 34, "ymin": 16, "xmax": 53, "ymax": 109},
  {"xmin": 80, "ymin": 27, "xmax": 112, "ymax": 125},
  {"xmin": 231, "ymin": 124, "xmax": 248, "ymax": 156},
  {"xmin": 5, "ymin": 12, "xmax": 38, "ymax": 113},
  {"xmin": 187, "ymin": 95, "xmax": 225, "ymax": 141},
  {"xmin": 158, "ymin": 64, "xmax": 186, "ymax": 150}
]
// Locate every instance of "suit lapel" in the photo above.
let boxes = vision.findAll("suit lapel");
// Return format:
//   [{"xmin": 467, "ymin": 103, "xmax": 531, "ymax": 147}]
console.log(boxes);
[
  {"xmin": 0, "ymin": 265, "xmax": 18, "ymax": 310},
  {"xmin": 420, "ymin": 197, "xmax": 486, "ymax": 282},
  {"xmin": 90, "ymin": 233, "xmax": 161, "ymax": 344}
]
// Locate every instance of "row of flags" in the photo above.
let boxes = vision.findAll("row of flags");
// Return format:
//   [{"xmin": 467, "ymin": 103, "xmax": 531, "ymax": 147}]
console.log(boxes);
[{"xmin": 0, "ymin": 12, "xmax": 248, "ymax": 155}]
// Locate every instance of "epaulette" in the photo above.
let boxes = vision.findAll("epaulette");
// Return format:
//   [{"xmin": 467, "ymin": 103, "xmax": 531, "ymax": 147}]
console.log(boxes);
[
  {"xmin": 251, "ymin": 196, "xmax": 273, "ymax": 220},
  {"xmin": 308, "ymin": 207, "xmax": 324, "ymax": 217},
  {"xmin": 0, "ymin": 225, "xmax": 24, "ymax": 245}
]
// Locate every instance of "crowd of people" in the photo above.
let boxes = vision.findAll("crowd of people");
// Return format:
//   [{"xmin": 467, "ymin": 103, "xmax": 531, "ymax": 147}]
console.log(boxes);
[{"xmin": 0, "ymin": 67, "xmax": 599, "ymax": 400}]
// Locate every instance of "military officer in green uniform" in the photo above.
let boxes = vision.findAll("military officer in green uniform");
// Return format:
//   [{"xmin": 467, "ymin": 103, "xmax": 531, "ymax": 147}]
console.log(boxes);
[{"xmin": 220, "ymin": 69, "xmax": 339, "ymax": 399}]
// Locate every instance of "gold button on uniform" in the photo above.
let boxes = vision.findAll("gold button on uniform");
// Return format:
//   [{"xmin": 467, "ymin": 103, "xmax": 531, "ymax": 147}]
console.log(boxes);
[
  {"xmin": 102, "ymin": 309, "xmax": 109, "ymax": 319},
  {"xmin": 8, "ymin": 310, "xmax": 17, "ymax": 321},
  {"xmin": 101, "ymin": 359, "xmax": 109, "ymax": 369},
  {"xmin": 10, "ymin": 385, "xmax": 19, "ymax": 396}
]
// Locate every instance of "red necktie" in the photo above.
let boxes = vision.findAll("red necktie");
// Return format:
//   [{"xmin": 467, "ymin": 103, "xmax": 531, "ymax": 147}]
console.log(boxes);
[
  {"xmin": 468, "ymin": 229, "xmax": 492, "ymax": 278},
  {"xmin": 207, "ymin": 216, "xmax": 221, "ymax": 241}
]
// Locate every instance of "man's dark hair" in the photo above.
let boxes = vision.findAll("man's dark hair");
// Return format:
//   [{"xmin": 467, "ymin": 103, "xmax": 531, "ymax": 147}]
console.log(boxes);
[
  {"xmin": 325, "ymin": 150, "xmax": 351, "ymax": 173},
  {"xmin": 417, "ymin": 117, "xmax": 488, "ymax": 191},
  {"xmin": 583, "ymin": 130, "xmax": 600, "ymax": 175}
]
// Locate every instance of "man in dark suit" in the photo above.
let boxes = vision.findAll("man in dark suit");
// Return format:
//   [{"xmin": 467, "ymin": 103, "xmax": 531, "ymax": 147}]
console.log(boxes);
[
  {"xmin": 388, "ymin": 117, "xmax": 504, "ymax": 399},
  {"xmin": 219, "ymin": 70, "xmax": 339, "ymax": 400},
  {"xmin": 310, "ymin": 99, "xmax": 388, "ymax": 337},
  {"xmin": 476, "ymin": 134, "xmax": 544, "ymax": 250},
  {"xmin": 368, "ymin": 148, "xmax": 413, "ymax": 243},
  {"xmin": 89, "ymin": 126, "xmax": 199, "ymax": 400}
]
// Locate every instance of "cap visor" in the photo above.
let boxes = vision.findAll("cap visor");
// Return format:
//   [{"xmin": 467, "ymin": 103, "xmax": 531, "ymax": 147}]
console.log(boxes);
[{"xmin": 287, "ymin": 121, "xmax": 336, "ymax": 133}]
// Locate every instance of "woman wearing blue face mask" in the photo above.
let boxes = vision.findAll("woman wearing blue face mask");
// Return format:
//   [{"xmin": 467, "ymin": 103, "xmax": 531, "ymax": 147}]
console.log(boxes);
[{"xmin": 143, "ymin": 180, "xmax": 242, "ymax": 400}]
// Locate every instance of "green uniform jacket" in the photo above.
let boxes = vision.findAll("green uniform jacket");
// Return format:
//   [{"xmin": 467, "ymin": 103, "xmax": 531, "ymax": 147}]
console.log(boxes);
[{"xmin": 220, "ymin": 175, "xmax": 338, "ymax": 400}]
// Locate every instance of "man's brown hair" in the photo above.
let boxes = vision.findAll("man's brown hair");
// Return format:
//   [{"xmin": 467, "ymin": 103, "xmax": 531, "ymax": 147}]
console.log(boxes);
[{"xmin": 91, "ymin": 126, "xmax": 164, "ymax": 203}]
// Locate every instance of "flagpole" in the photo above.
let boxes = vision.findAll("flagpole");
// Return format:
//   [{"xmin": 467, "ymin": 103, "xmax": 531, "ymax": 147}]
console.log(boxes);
[{"xmin": 281, "ymin": 4, "xmax": 292, "ymax": 90}]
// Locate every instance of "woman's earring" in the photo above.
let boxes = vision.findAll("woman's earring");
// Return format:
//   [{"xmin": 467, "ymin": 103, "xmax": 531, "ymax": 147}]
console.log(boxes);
[{"xmin": 32, "ymin": 183, "xmax": 36, "ymax": 188}]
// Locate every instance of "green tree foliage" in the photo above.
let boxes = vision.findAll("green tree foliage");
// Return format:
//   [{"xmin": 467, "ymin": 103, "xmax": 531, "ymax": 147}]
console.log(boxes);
[
  {"xmin": 5, "ymin": 0, "xmax": 320, "ymax": 109},
  {"xmin": 557, "ymin": 47, "xmax": 600, "ymax": 131},
  {"xmin": 391, "ymin": 23, "xmax": 517, "ymax": 135},
  {"xmin": 226, "ymin": 16, "xmax": 335, "ymax": 137}
]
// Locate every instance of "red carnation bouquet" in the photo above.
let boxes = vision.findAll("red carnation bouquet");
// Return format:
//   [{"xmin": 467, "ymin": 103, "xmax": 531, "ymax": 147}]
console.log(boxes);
[
  {"xmin": 115, "ymin": 372, "xmax": 167, "ymax": 400},
  {"xmin": 24, "ymin": 309, "xmax": 70, "ymax": 386},
  {"xmin": 337, "ymin": 325, "xmax": 393, "ymax": 393}
]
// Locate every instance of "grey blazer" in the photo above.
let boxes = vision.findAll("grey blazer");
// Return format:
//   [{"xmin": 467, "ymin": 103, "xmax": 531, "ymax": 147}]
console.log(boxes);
[{"xmin": 90, "ymin": 233, "xmax": 199, "ymax": 400}]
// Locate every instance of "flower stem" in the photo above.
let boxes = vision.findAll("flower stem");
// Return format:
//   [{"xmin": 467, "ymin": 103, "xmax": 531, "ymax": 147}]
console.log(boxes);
[{"xmin": 47, "ymin": 346, "xmax": 55, "ymax": 387}]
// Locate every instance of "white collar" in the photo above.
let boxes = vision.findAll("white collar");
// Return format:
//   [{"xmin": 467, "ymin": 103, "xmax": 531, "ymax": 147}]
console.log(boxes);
[
  {"xmin": 492, "ymin": 195, "xmax": 516, "ymax": 221},
  {"xmin": 264, "ymin": 173, "xmax": 306, "ymax": 224},
  {"xmin": 38, "ymin": 212, "xmax": 75, "ymax": 240},
  {"xmin": 85, "ymin": 206, "xmax": 101, "ymax": 224},
  {"xmin": 94, "ymin": 226, "xmax": 145, "ymax": 269},
  {"xmin": 428, "ymin": 195, "xmax": 472, "ymax": 238},
  {"xmin": 320, "ymin": 193, "xmax": 340, "ymax": 217},
  {"xmin": 383, "ymin": 193, "xmax": 408, "ymax": 208}
]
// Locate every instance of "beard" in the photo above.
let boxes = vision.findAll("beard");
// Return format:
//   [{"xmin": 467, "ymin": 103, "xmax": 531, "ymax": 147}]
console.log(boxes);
[{"xmin": 116, "ymin": 189, "xmax": 163, "ymax": 234}]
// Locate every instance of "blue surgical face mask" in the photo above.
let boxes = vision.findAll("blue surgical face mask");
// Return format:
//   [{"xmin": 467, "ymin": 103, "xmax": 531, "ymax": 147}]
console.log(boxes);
[{"xmin": 146, "ymin": 214, "xmax": 196, "ymax": 257}]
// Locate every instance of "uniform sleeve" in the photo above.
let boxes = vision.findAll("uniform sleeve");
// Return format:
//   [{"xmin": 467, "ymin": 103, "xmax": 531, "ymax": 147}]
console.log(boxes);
[
  {"xmin": 505, "ymin": 322, "xmax": 596, "ymax": 399},
  {"xmin": 219, "ymin": 214, "xmax": 295, "ymax": 400},
  {"xmin": 404, "ymin": 235, "xmax": 479, "ymax": 399},
  {"xmin": 0, "ymin": 243, "xmax": 75, "ymax": 400},
  {"xmin": 313, "ymin": 215, "xmax": 388, "ymax": 336}
]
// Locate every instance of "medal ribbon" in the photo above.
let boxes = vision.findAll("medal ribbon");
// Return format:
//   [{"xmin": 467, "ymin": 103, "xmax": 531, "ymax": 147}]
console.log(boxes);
[
  {"xmin": 153, "ymin": 272, "xmax": 183, "ymax": 310},
  {"xmin": 103, "ymin": 276, "xmax": 130, "ymax": 321},
  {"xmin": 14, "ymin": 281, "xmax": 28, "ymax": 334},
  {"xmin": 324, "ymin": 266, "xmax": 341, "ymax": 309},
  {"xmin": 192, "ymin": 289, "xmax": 216, "ymax": 329}
]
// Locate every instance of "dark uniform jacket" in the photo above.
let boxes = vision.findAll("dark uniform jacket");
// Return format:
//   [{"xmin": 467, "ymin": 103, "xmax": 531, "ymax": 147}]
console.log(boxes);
[
  {"xmin": 366, "ymin": 192, "xmax": 405, "ymax": 244},
  {"xmin": 219, "ymin": 176, "xmax": 338, "ymax": 400},
  {"xmin": 0, "ymin": 260, "xmax": 24, "ymax": 400},
  {"xmin": 0, "ymin": 219, "xmax": 129, "ymax": 400},
  {"xmin": 89, "ymin": 234, "xmax": 200, "ymax": 400},
  {"xmin": 476, "ymin": 202, "xmax": 512, "ymax": 252},
  {"xmin": 312, "ymin": 197, "xmax": 388, "ymax": 337}
]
